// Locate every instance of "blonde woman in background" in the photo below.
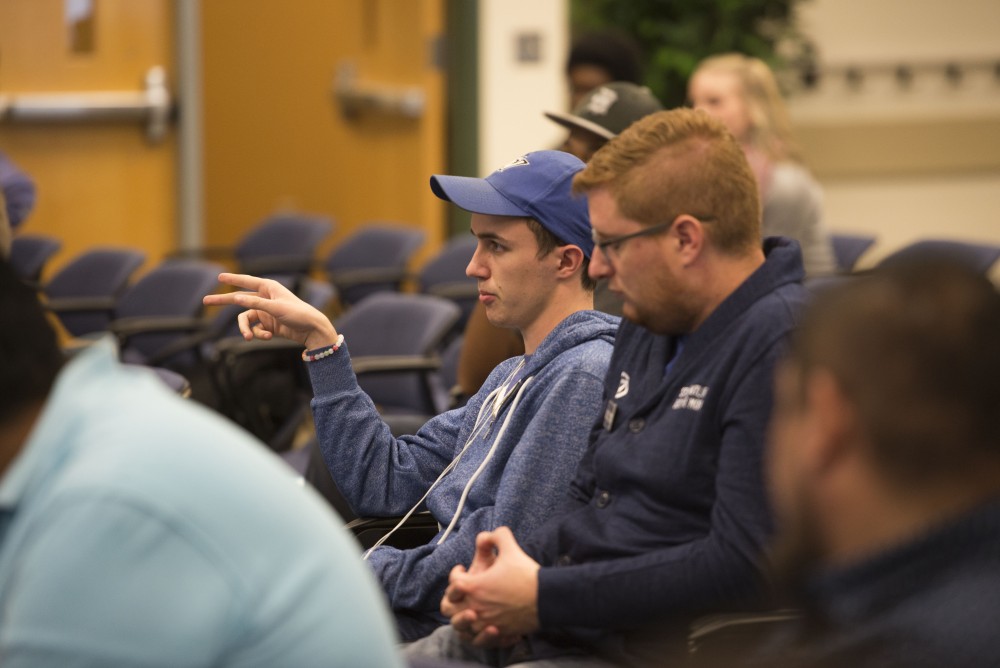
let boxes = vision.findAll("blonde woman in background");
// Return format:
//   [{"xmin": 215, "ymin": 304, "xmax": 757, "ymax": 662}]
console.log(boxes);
[{"xmin": 689, "ymin": 53, "xmax": 836, "ymax": 276}]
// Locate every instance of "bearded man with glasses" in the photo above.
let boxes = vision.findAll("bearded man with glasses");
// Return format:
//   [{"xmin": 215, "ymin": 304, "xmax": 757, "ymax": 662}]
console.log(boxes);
[{"xmin": 408, "ymin": 108, "xmax": 809, "ymax": 667}]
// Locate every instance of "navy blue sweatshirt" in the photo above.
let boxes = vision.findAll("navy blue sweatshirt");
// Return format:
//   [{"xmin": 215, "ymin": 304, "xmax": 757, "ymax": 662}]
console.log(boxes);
[
  {"xmin": 753, "ymin": 499, "xmax": 1000, "ymax": 668},
  {"xmin": 522, "ymin": 238, "xmax": 807, "ymax": 663}
]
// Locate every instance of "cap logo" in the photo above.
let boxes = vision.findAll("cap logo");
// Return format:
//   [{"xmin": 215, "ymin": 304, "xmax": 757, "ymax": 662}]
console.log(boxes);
[
  {"xmin": 584, "ymin": 87, "xmax": 619, "ymax": 116},
  {"xmin": 494, "ymin": 156, "xmax": 530, "ymax": 173}
]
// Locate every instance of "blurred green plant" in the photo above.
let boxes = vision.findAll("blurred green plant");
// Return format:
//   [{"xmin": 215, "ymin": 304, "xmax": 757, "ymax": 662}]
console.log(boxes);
[{"xmin": 571, "ymin": 0, "xmax": 813, "ymax": 108}]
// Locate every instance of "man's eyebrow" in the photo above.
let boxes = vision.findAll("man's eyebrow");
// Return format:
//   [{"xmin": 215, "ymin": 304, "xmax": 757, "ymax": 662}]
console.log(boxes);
[{"xmin": 470, "ymin": 229, "xmax": 507, "ymax": 243}]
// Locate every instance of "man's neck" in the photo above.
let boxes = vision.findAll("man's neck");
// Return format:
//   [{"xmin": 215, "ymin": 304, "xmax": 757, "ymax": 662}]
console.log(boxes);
[
  {"xmin": 520, "ymin": 288, "xmax": 594, "ymax": 355},
  {"xmin": 689, "ymin": 246, "xmax": 766, "ymax": 332}
]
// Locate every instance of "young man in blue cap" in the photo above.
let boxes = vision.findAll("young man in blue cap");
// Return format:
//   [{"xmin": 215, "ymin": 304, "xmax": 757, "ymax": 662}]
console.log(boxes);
[{"xmin": 205, "ymin": 150, "xmax": 618, "ymax": 641}]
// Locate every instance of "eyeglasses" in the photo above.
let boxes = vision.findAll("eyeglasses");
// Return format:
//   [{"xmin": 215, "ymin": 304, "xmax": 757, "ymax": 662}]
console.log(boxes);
[
  {"xmin": 591, "ymin": 216, "xmax": 716, "ymax": 259},
  {"xmin": 591, "ymin": 220, "xmax": 675, "ymax": 259}
]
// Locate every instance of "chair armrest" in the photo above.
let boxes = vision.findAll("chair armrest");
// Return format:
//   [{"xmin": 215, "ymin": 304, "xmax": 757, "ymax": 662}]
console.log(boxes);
[
  {"xmin": 211, "ymin": 336, "xmax": 304, "ymax": 359},
  {"xmin": 108, "ymin": 315, "xmax": 208, "ymax": 339},
  {"xmin": 164, "ymin": 246, "xmax": 235, "ymax": 261},
  {"xmin": 688, "ymin": 609, "xmax": 801, "ymax": 661},
  {"xmin": 346, "ymin": 512, "xmax": 440, "ymax": 550},
  {"xmin": 325, "ymin": 266, "xmax": 410, "ymax": 288},
  {"xmin": 425, "ymin": 281, "xmax": 478, "ymax": 300},
  {"xmin": 240, "ymin": 255, "xmax": 314, "ymax": 276},
  {"xmin": 351, "ymin": 354, "xmax": 442, "ymax": 375},
  {"xmin": 45, "ymin": 295, "xmax": 117, "ymax": 314}
]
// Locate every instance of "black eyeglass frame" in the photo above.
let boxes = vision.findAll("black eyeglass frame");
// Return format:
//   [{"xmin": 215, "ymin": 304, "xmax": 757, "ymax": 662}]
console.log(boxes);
[
  {"xmin": 591, "ymin": 220, "xmax": 673, "ymax": 257},
  {"xmin": 591, "ymin": 216, "xmax": 716, "ymax": 258}
]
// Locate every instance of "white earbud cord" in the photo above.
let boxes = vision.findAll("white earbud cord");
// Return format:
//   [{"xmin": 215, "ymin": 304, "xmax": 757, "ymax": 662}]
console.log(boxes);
[
  {"xmin": 437, "ymin": 375, "xmax": 533, "ymax": 543},
  {"xmin": 362, "ymin": 359, "xmax": 527, "ymax": 560}
]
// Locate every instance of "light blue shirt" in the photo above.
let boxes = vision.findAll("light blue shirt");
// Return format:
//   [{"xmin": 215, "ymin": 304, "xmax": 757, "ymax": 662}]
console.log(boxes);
[{"xmin": 0, "ymin": 339, "xmax": 402, "ymax": 667}]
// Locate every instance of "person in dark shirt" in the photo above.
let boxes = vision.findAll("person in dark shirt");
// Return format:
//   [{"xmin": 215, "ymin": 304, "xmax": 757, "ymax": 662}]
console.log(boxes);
[
  {"xmin": 748, "ymin": 258, "xmax": 1000, "ymax": 668},
  {"xmin": 565, "ymin": 30, "xmax": 643, "ymax": 110}
]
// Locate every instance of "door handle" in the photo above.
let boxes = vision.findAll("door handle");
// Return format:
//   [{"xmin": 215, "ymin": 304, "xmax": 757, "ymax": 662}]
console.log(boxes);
[
  {"xmin": 0, "ymin": 66, "xmax": 173, "ymax": 143},
  {"xmin": 333, "ymin": 61, "xmax": 424, "ymax": 120}
]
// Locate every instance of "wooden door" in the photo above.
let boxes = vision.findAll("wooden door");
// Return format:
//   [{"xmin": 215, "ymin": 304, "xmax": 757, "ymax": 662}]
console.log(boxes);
[
  {"xmin": 0, "ymin": 0, "xmax": 177, "ymax": 274},
  {"xmin": 200, "ymin": 0, "xmax": 447, "ymax": 264}
]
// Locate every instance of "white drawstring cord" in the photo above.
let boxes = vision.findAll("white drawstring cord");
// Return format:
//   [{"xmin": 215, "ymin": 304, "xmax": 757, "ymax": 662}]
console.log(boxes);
[
  {"xmin": 362, "ymin": 360, "xmax": 527, "ymax": 560},
  {"xmin": 437, "ymin": 375, "xmax": 533, "ymax": 543}
]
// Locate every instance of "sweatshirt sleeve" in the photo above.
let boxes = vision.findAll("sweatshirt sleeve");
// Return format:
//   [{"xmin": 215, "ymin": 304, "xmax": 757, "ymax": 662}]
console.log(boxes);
[
  {"xmin": 366, "ymin": 367, "xmax": 606, "ymax": 613},
  {"xmin": 535, "ymin": 345, "xmax": 779, "ymax": 630},
  {"xmin": 308, "ymin": 344, "xmax": 466, "ymax": 517}
]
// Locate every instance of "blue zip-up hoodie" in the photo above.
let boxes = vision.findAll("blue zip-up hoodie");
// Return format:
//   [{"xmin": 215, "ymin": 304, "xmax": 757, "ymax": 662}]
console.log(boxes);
[{"xmin": 307, "ymin": 309, "xmax": 618, "ymax": 627}]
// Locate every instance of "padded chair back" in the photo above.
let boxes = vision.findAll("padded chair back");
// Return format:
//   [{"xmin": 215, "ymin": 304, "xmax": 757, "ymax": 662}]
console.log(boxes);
[
  {"xmin": 830, "ymin": 233, "xmax": 876, "ymax": 272},
  {"xmin": 115, "ymin": 260, "xmax": 223, "ymax": 363},
  {"xmin": 877, "ymin": 239, "xmax": 1000, "ymax": 275},
  {"xmin": 234, "ymin": 213, "xmax": 334, "ymax": 276},
  {"xmin": 45, "ymin": 247, "xmax": 146, "ymax": 337},
  {"xmin": 335, "ymin": 292, "xmax": 460, "ymax": 415},
  {"xmin": 435, "ymin": 333, "xmax": 466, "ymax": 412},
  {"xmin": 10, "ymin": 234, "xmax": 62, "ymax": 284},
  {"xmin": 323, "ymin": 223, "xmax": 425, "ymax": 306},
  {"xmin": 417, "ymin": 235, "xmax": 478, "ymax": 328}
]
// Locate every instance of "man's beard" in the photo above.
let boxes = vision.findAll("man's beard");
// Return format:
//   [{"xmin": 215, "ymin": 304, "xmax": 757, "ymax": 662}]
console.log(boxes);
[
  {"xmin": 766, "ymin": 481, "xmax": 827, "ymax": 601},
  {"xmin": 626, "ymin": 286, "xmax": 701, "ymax": 336}
]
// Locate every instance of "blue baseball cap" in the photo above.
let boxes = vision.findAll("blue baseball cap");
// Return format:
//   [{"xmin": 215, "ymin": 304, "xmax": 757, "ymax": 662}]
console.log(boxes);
[{"xmin": 429, "ymin": 150, "xmax": 594, "ymax": 258}]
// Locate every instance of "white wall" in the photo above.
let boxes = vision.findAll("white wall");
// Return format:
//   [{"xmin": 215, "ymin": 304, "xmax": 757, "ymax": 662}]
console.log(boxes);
[
  {"xmin": 798, "ymin": 0, "xmax": 1000, "ymax": 63},
  {"xmin": 789, "ymin": 0, "xmax": 1000, "ymax": 267},
  {"xmin": 477, "ymin": 0, "xmax": 568, "ymax": 175}
]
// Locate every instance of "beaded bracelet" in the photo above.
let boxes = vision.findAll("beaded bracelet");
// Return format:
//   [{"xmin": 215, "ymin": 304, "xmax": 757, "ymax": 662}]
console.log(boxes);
[{"xmin": 302, "ymin": 334, "xmax": 345, "ymax": 362}]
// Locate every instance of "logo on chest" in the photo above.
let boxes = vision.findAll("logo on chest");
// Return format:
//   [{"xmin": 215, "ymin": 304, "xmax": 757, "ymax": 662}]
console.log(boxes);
[
  {"xmin": 614, "ymin": 371, "xmax": 630, "ymax": 399},
  {"xmin": 672, "ymin": 384, "xmax": 709, "ymax": 411}
]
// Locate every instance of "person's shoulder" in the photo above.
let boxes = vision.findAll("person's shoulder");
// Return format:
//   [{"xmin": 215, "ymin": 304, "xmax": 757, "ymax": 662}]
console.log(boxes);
[
  {"xmin": 767, "ymin": 162, "xmax": 822, "ymax": 204},
  {"xmin": 736, "ymin": 284, "xmax": 805, "ymax": 352},
  {"xmin": 562, "ymin": 308, "xmax": 620, "ymax": 336},
  {"xmin": 546, "ymin": 311, "xmax": 617, "ymax": 360},
  {"xmin": 536, "ymin": 310, "xmax": 617, "ymax": 353},
  {"xmin": 853, "ymin": 579, "xmax": 1000, "ymax": 668}
]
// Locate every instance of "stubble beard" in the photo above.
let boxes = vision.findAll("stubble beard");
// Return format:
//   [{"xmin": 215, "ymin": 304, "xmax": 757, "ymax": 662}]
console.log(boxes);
[{"xmin": 767, "ymin": 482, "xmax": 827, "ymax": 601}]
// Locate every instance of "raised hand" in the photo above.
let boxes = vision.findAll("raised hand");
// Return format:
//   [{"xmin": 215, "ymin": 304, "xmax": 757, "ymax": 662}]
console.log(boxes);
[{"xmin": 203, "ymin": 273, "xmax": 339, "ymax": 350}]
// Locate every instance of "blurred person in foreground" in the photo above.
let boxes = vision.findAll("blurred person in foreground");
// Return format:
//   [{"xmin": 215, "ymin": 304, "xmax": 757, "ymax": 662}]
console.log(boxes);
[
  {"xmin": 749, "ymin": 259, "xmax": 1000, "ymax": 667},
  {"xmin": 0, "ymin": 257, "xmax": 401, "ymax": 667},
  {"xmin": 689, "ymin": 53, "xmax": 836, "ymax": 277},
  {"xmin": 407, "ymin": 108, "xmax": 808, "ymax": 667}
]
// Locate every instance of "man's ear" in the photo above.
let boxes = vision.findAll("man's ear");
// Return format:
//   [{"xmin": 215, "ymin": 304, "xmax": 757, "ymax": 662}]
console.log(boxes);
[
  {"xmin": 555, "ymin": 245, "xmax": 586, "ymax": 280},
  {"xmin": 671, "ymin": 215, "xmax": 706, "ymax": 265},
  {"xmin": 804, "ymin": 369, "xmax": 858, "ymax": 477}
]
